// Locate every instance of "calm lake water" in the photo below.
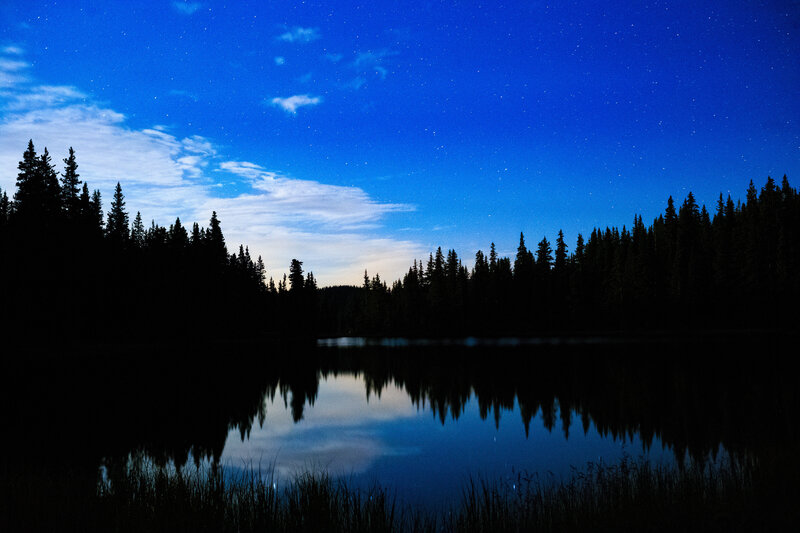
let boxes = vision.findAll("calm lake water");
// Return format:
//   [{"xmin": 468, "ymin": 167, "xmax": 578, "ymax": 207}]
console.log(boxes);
[
  {"xmin": 219, "ymin": 370, "xmax": 675, "ymax": 506},
  {"xmin": 3, "ymin": 334, "xmax": 795, "ymax": 507}
]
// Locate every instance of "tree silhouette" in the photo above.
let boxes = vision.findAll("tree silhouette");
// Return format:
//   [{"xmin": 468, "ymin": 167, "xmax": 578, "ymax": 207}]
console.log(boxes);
[
  {"xmin": 106, "ymin": 182, "xmax": 129, "ymax": 244},
  {"xmin": 60, "ymin": 147, "xmax": 81, "ymax": 218},
  {"xmin": 289, "ymin": 259, "xmax": 305, "ymax": 292}
]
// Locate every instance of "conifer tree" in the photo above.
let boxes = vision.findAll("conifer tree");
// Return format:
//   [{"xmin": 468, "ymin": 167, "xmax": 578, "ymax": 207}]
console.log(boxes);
[
  {"xmin": 207, "ymin": 211, "xmax": 227, "ymax": 264},
  {"xmin": 289, "ymin": 259, "xmax": 304, "ymax": 292},
  {"xmin": 555, "ymin": 230, "xmax": 567, "ymax": 271},
  {"xmin": 14, "ymin": 140, "xmax": 39, "ymax": 216},
  {"xmin": 38, "ymin": 148, "xmax": 61, "ymax": 217},
  {"xmin": 130, "ymin": 212, "xmax": 145, "ymax": 248},
  {"xmin": 536, "ymin": 237, "xmax": 553, "ymax": 269},
  {"xmin": 168, "ymin": 217, "xmax": 188, "ymax": 248},
  {"xmin": 489, "ymin": 242, "xmax": 498, "ymax": 272},
  {"xmin": 89, "ymin": 189, "xmax": 104, "ymax": 233},
  {"xmin": 106, "ymin": 182, "xmax": 129, "ymax": 243},
  {"xmin": 60, "ymin": 147, "xmax": 81, "ymax": 217}
]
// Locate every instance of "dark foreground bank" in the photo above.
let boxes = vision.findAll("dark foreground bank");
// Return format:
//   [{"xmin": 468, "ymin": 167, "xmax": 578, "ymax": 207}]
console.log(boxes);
[{"xmin": 2, "ymin": 454, "xmax": 797, "ymax": 532}]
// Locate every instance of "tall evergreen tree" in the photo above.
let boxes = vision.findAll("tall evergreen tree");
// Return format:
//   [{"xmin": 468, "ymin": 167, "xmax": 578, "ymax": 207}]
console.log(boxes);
[
  {"xmin": 289, "ymin": 259, "xmax": 305, "ymax": 292},
  {"xmin": 13, "ymin": 140, "xmax": 39, "ymax": 217},
  {"xmin": 38, "ymin": 148, "xmax": 61, "ymax": 217},
  {"xmin": 60, "ymin": 147, "xmax": 81, "ymax": 217},
  {"xmin": 207, "ymin": 211, "xmax": 228, "ymax": 265},
  {"xmin": 554, "ymin": 230, "xmax": 567, "ymax": 271},
  {"xmin": 89, "ymin": 190, "xmax": 104, "ymax": 233},
  {"xmin": 106, "ymin": 182, "xmax": 129, "ymax": 243},
  {"xmin": 130, "ymin": 212, "xmax": 145, "ymax": 248},
  {"xmin": 536, "ymin": 237, "xmax": 553, "ymax": 269}
]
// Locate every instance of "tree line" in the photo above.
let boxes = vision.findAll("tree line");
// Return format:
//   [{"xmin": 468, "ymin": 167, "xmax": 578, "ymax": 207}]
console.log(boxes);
[
  {"xmin": 318, "ymin": 175, "xmax": 800, "ymax": 336},
  {"xmin": 0, "ymin": 140, "xmax": 316, "ymax": 344}
]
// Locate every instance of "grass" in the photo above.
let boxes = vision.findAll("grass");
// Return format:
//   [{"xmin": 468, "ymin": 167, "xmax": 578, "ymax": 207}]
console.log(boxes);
[{"xmin": 2, "ymin": 454, "xmax": 797, "ymax": 532}]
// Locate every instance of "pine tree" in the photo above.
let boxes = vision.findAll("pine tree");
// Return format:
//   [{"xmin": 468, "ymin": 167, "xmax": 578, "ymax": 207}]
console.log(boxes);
[
  {"xmin": 168, "ymin": 217, "xmax": 188, "ymax": 248},
  {"xmin": 0, "ymin": 189, "xmax": 9, "ymax": 227},
  {"xmin": 106, "ymin": 182, "xmax": 129, "ymax": 243},
  {"xmin": 130, "ymin": 212, "xmax": 145, "ymax": 248},
  {"xmin": 574, "ymin": 234, "xmax": 585, "ymax": 267},
  {"xmin": 489, "ymin": 242, "xmax": 498, "ymax": 272},
  {"xmin": 554, "ymin": 230, "xmax": 567, "ymax": 271},
  {"xmin": 289, "ymin": 259, "xmax": 304, "ymax": 292},
  {"xmin": 207, "ymin": 211, "xmax": 227, "ymax": 264},
  {"xmin": 89, "ymin": 190, "xmax": 104, "ymax": 233},
  {"xmin": 536, "ymin": 237, "xmax": 553, "ymax": 269},
  {"xmin": 14, "ymin": 140, "xmax": 39, "ymax": 216},
  {"xmin": 60, "ymin": 147, "xmax": 81, "ymax": 217},
  {"xmin": 38, "ymin": 147, "xmax": 61, "ymax": 217}
]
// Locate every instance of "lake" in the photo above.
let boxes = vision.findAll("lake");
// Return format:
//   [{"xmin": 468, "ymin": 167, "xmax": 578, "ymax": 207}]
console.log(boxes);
[
  {"xmin": 2, "ymin": 333, "xmax": 796, "ymax": 507},
  {"xmin": 219, "ymin": 368, "xmax": 675, "ymax": 507}
]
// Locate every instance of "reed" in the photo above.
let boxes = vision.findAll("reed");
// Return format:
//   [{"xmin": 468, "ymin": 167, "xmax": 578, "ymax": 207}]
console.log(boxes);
[{"xmin": 2, "ymin": 454, "xmax": 795, "ymax": 532}]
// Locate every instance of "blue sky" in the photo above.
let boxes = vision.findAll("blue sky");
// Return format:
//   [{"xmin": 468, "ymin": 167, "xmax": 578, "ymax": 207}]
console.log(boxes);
[{"xmin": 1, "ymin": 1, "xmax": 798, "ymax": 285}]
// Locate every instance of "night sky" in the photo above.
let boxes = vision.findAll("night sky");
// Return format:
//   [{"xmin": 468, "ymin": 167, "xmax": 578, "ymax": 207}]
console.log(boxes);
[{"xmin": 1, "ymin": 1, "xmax": 798, "ymax": 285}]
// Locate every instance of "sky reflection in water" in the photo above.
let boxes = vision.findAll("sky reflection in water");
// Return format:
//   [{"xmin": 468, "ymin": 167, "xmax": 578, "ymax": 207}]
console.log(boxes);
[{"xmin": 220, "ymin": 372, "xmax": 674, "ymax": 505}]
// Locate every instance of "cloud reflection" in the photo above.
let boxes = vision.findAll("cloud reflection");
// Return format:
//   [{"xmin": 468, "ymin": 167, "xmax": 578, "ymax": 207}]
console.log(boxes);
[{"xmin": 221, "ymin": 374, "xmax": 419, "ymax": 478}]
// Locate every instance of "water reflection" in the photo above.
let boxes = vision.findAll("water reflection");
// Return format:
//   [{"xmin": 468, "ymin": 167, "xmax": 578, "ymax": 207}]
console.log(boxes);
[
  {"xmin": 2, "ymin": 334, "xmax": 797, "ymax": 502},
  {"xmin": 222, "ymin": 375, "xmax": 419, "ymax": 478},
  {"xmin": 219, "ymin": 372, "xmax": 675, "ymax": 504}
]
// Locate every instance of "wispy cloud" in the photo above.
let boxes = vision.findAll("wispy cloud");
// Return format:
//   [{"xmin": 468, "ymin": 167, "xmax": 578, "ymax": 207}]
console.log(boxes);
[
  {"xmin": 0, "ymin": 48, "xmax": 423, "ymax": 286},
  {"xmin": 3, "ymin": 85, "xmax": 86, "ymax": 110},
  {"xmin": 352, "ymin": 50, "xmax": 398, "ymax": 81},
  {"xmin": 274, "ymin": 56, "xmax": 286, "ymax": 66},
  {"xmin": 218, "ymin": 161, "xmax": 412, "ymax": 228},
  {"xmin": 169, "ymin": 89, "xmax": 199, "ymax": 102},
  {"xmin": 325, "ymin": 53, "xmax": 343, "ymax": 63},
  {"xmin": 2, "ymin": 45, "xmax": 24, "ymax": 56},
  {"xmin": 0, "ymin": 58, "xmax": 28, "ymax": 72},
  {"xmin": 278, "ymin": 27, "xmax": 320, "ymax": 43},
  {"xmin": 172, "ymin": 1, "xmax": 202, "ymax": 15},
  {"xmin": 270, "ymin": 94, "xmax": 322, "ymax": 114}
]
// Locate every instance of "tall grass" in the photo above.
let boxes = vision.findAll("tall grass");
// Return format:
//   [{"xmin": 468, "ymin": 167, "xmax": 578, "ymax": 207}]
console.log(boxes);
[{"xmin": 2, "ymin": 454, "xmax": 796, "ymax": 532}]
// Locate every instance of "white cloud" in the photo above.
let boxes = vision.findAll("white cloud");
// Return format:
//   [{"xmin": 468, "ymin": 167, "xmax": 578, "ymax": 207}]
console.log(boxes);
[
  {"xmin": 0, "ymin": 52, "xmax": 29, "ymax": 88},
  {"xmin": 169, "ymin": 89, "xmax": 199, "ymax": 102},
  {"xmin": 352, "ymin": 50, "xmax": 397, "ymax": 82},
  {"xmin": 270, "ymin": 94, "xmax": 322, "ymax": 114},
  {"xmin": 0, "ymin": 59, "xmax": 28, "ymax": 72},
  {"xmin": 278, "ymin": 27, "xmax": 320, "ymax": 43},
  {"xmin": 218, "ymin": 160, "xmax": 412, "ymax": 229},
  {"xmin": 0, "ymin": 71, "xmax": 28, "ymax": 88},
  {"xmin": 173, "ymin": 1, "xmax": 202, "ymax": 15},
  {"xmin": 2, "ymin": 45, "xmax": 24, "ymax": 55},
  {"xmin": 3, "ymin": 85, "xmax": 86, "ymax": 110},
  {"xmin": 0, "ymin": 51, "xmax": 424, "ymax": 286},
  {"xmin": 222, "ymin": 375, "xmax": 418, "ymax": 478},
  {"xmin": 274, "ymin": 56, "xmax": 285, "ymax": 66}
]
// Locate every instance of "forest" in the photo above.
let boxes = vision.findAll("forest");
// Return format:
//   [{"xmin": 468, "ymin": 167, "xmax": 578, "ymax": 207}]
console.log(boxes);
[
  {"xmin": 318, "ymin": 174, "xmax": 800, "ymax": 336},
  {"xmin": 2, "ymin": 140, "xmax": 798, "ymax": 342},
  {"xmin": 0, "ymin": 141, "xmax": 316, "ymax": 345}
]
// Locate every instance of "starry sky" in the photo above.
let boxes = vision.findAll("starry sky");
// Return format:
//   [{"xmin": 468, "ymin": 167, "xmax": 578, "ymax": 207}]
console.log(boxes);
[{"xmin": 1, "ymin": 1, "xmax": 798, "ymax": 285}]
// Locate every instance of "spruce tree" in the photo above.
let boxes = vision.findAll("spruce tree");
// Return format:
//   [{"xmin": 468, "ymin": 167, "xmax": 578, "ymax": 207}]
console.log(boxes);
[
  {"xmin": 130, "ymin": 212, "xmax": 145, "ymax": 248},
  {"xmin": 38, "ymin": 147, "xmax": 61, "ymax": 217},
  {"xmin": 90, "ymin": 190, "xmax": 104, "ymax": 233},
  {"xmin": 536, "ymin": 237, "xmax": 553, "ymax": 269},
  {"xmin": 60, "ymin": 147, "xmax": 81, "ymax": 217},
  {"xmin": 555, "ymin": 230, "xmax": 567, "ymax": 271},
  {"xmin": 289, "ymin": 259, "xmax": 305, "ymax": 291},
  {"xmin": 14, "ymin": 140, "xmax": 39, "ymax": 216},
  {"xmin": 106, "ymin": 182, "xmax": 129, "ymax": 243},
  {"xmin": 207, "ymin": 211, "xmax": 228, "ymax": 265}
]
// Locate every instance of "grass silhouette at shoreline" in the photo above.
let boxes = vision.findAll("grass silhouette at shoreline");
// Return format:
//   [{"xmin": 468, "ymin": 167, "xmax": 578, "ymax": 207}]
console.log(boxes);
[{"xmin": 3, "ymin": 453, "xmax": 796, "ymax": 532}]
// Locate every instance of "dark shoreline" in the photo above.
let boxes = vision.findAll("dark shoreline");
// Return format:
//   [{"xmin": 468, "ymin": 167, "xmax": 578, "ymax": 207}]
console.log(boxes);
[{"xmin": 3, "ymin": 454, "xmax": 796, "ymax": 532}]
